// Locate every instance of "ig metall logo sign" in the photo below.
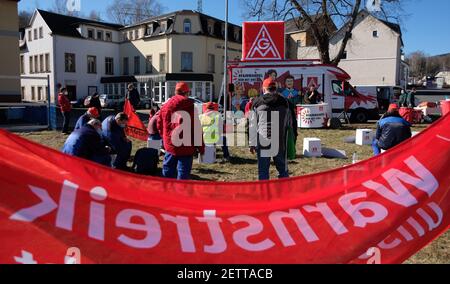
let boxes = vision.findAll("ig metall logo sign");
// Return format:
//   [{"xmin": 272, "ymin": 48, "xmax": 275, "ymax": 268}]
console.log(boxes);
[{"xmin": 66, "ymin": 0, "xmax": 81, "ymax": 12}]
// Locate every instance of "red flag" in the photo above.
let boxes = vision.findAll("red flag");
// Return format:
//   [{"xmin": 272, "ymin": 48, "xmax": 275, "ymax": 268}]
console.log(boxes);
[
  {"xmin": 123, "ymin": 99, "xmax": 148, "ymax": 141},
  {"xmin": 0, "ymin": 115, "xmax": 449, "ymax": 264}
]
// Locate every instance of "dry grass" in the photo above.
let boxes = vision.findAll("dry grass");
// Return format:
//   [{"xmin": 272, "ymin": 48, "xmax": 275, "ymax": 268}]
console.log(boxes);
[{"xmin": 17, "ymin": 122, "xmax": 448, "ymax": 264}]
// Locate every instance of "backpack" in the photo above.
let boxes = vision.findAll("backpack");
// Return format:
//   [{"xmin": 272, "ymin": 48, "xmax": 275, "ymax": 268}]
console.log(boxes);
[{"xmin": 132, "ymin": 148, "xmax": 159, "ymax": 176}]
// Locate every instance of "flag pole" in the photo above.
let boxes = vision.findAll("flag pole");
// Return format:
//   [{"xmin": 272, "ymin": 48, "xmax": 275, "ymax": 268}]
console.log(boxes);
[{"xmin": 223, "ymin": 0, "xmax": 229, "ymax": 114}]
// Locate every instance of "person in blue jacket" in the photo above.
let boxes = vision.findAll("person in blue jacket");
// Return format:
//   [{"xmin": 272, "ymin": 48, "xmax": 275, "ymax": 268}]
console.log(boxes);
[
  {"xmin": 62, "ymin": 119, "xmax": 112, "ymax": 166},
  {"xmin": 372, "ymin": 104, "xmax": 412, "ymax": 155},
  {"xmin": 102, "ymin": 113, "xmax": 132, "ymax": 170},
  {"xmin": 74, "ymin": 107, "xmax": 100, "ymax": 130}
]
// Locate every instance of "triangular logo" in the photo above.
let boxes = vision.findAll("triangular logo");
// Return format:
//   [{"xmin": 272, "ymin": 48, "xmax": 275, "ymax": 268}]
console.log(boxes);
[{"xmin": 246, "ymin": 25, "xmax": 282, "ymax": 60}]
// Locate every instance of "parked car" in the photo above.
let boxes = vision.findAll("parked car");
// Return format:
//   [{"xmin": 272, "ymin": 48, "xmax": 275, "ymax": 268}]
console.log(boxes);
[{"xmin": 100, "ymin": 94, "xmax": 125, "ymax": 110}]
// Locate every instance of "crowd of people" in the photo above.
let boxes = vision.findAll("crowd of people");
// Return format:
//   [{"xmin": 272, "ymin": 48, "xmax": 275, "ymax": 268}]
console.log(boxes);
[{"xmin": 57, "ymin": 71, "xmax": 413, "ymax": 181}]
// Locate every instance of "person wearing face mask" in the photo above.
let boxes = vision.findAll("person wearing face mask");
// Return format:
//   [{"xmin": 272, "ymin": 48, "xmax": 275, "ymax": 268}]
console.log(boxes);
[
  {"xmin": 58, "ymin": 87, "xmax": 72, "ymax": 134},
  {"xmin": 102, "ymin": 112, "xmax": 132, "ymax": 170},
  {"xmin": 62, "ymin": 119, "xmax": 112, "ymax": 166}
]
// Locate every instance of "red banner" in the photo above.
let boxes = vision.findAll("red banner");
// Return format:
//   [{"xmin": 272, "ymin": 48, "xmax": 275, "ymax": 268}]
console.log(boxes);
[
  {"xmin": 0, "ymin": 116, "xmax": 449, "ymax": 264},
  {"xmin": 124, "ymin": 99, "xmax": 148, "ymax": 141},
  {"xmin": 242, "ymin": 22, "xmax": 285, "ymax": 61}
]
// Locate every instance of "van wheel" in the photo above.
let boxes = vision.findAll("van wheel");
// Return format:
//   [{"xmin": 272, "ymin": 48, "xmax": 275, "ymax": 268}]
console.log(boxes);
[{"xmin": 352, "ymin": 110, "xmax": 368, "ymax": 123}]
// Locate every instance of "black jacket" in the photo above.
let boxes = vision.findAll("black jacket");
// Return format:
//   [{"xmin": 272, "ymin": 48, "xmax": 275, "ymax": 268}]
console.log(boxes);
[
  {"xmin": 249, "ymin": 92, "xmax": 291, "ymax": 156},
  {"xmin": 127, "ymin": 89, "xmax": 141, "ymax": 109}
]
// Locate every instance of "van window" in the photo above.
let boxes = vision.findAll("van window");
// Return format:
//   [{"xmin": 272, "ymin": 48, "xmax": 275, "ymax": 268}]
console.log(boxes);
[{"xmin": 332, "ymin": 80, "xmax": 342, "ymax": 94}]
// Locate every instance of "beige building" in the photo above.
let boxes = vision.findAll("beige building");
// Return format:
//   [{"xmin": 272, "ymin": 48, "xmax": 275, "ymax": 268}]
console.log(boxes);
[
  {"xmin": 103, "ymin": 10, "xmax": 242, "ymax": 103},
  {"xmin": 295, "ymin": 10, "xmax": 409, "ymax": 88},
  {"xmin": 0, "ymin": 0, "xmax": 21, "ymax": 102}
]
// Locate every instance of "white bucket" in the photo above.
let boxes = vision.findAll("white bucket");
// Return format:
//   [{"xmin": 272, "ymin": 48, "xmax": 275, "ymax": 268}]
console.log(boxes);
[{"xmin": 303, "ymin": 138, "xmax": 322, "ymax": 157}]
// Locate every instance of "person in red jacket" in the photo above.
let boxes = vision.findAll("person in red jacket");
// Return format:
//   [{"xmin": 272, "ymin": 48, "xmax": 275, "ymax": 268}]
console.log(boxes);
[
  {"xmin": 58, "ymin": 87, "xmax": 72, "ymax": 134},
  {"xmin": 157, "ymin": 82, "xmax": 205, "ymax": 180}
]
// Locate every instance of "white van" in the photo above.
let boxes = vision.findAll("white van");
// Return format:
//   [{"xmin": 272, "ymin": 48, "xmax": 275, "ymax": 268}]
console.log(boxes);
[
  {"xmin": 228, "ymin": 60, "xmax": 379, "ymax": 123},
  {"xmin": 355, "ymin": 86, "xmax": 403, "ymax": 113}
]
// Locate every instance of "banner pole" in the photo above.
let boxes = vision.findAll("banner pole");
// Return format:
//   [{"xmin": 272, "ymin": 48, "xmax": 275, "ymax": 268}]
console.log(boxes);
[{"xmin": 223, "ymin": 0, "xmax": 229, "ymax": 114}]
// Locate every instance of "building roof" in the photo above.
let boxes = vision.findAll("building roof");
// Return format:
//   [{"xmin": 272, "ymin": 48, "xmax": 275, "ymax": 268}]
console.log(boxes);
[
  {"xmin": 35, "ymin": 9, "xmax": 123, "ymax": 38},
  {"xmin": 285, "ymin": 14, "xmax": 324, "ymax": 33}
]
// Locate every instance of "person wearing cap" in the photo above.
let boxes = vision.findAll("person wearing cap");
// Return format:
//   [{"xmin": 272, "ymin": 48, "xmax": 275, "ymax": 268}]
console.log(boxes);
[
  {"xmin": 62, "ymin": 119, "xmax": 112, "ymax": 166},
  {"xmin": 372, "ymin": 103, "xmax": 412, "ymax": 155},
  {"xmin": 249, "ymin": 77, "xmax": 292, "ymax": 180},
  {"xmin": 102, "ymin": 113, "xmax": 132, "ymax": 170},
  {"xmin": 127, "ymin": 83, "xmax": 141, "ymax": 110},
  {"xmin": 157, "ymin": 82, "xmax": 205, "ymax": 180},
  {"xmin": 58, "ymin": 87, "xmax": 72, "ymax": 134},
  {"xmin": 75, "ymin": 107, "xmax": 100, "ymax": 130}
]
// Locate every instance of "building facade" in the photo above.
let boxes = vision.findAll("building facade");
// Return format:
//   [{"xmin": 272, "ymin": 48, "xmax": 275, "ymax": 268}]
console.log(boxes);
[
  {"xmin": 20, "ymin": 9, "xmax": 242, "ymax": 104},
  {"xmin": 296, "ymin": 11, "xmax": 409, "ymax": 88},
  {"xmin": 0, "ymin": 0, "xmax": 21, "ymax": 103}
]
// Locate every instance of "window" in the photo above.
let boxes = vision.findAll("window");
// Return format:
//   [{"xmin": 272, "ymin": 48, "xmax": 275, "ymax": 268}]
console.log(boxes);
[
  {"xmin": 208, "ymin": 24, "xmax": 213, "ymax": 35},
  {"xmin": 45, "ymin": 53, "xmax": 50, "ymax": 72},
  {"xmin": 183, "ymin": 19, "xmax": 191, "ymax": 33},
  {"xmin": 146, "ymin": 55, "xmax": 153, "ymax": 74},
  {"xmin": 21, "ymin": 87, "xmax": 25, "ymax": 100},
  {"xmin": 134, "ymin": 30, "xmax": 139, "ymax": 39},
  {"xmin": 87, "ymin": 29, "xmax": 95, "ymax": 39},
  {"xmin": 105, "ymin": 57, "xmax": 114, "ymax": 75},
  {"xmin": 208, "ymin": 54, "xmax": 215, "ymax": 73},
  {"xmin": 20, "ymin": 55, "xmax": 24, "ymax": 74},
  {"xmin": 38, "ymin": 87, "xmax": 43, "ymax": 101},
  {"xmin": 129, "ymin": 31, "xmax": 133, "ymax": 40},
  {"xmin": 31, "ymin": 86, "xmax": 36, "ymax": 101},
  {"xmin": 160, "ymin": 22, "xmax": 167, "ymax": 33},
  {"xmin": 297, "ymin": 40, "xmax": 303, "ymax": 47},
  {"xmin": 105, "ymin": 32, "xmax": 112, "ymax": 41},
  {"xmin": 341, "ymin": 51, "xmax": 348, "ymax": 60},
  {"xmin": 34, "ymin": 55, "xmax": 38, "ymax": 73},
  {"xmin": 39, "ymin": 27, "xmax": 43, "ymax": 38},
  {"xmin": 45, "ymin": 87, "xmax": 49, "ymax": 101},
  {"xmin": 34, "ymin": 28, "xmax": 37, "ymax": 40},
  {"xmin": 29, "ymin": 56, "xmax": 33, "ymax": 73},
  {"xmin": 234, "ymin": 31, "xmax": 240, "ymax": 41},
  {"xmin": 97, "ymin": 30, "xmax": 104, "ymax": 40},
  {"xmin": 134, "ymin": 56, "xmax": 140, "ymax": 74},
  {"xmin": 221, "ymin": 24, "xmax": 225, "ymax": 37},
  {"xmin": 65, "ymin": 53, "xmax": 76, "ymax": 72},
  {"xmin": 181, "ymin": 52, "xmax": 193, "ymax": 72},
  {"xmin": 28, "ymin": 30, "xmax": 32, "ymax": 41},
  {"xmin": 147, "ymin": 24, "xmax": 153, "ymax": 36},
  {"xmin": 123, "ymin": 57, "xmax": 129, "ymax": 75},
  {"xmin": 373, "ymin": 30, "xmax": 378, "ymax": 38},
  {"xmin": 159, "ymin": 53, "xmax": 166, "ymax": 72},
  {"xmin": 87, "ymin": 55, "xmax": 97, "ymax": 73},
  {"xmin": 123, "ymin": 32, "xmax": 128, "ymax": 41},
  {"xmin": 39, "ymin": 54, "xmax": 44, "ymax": 73}
]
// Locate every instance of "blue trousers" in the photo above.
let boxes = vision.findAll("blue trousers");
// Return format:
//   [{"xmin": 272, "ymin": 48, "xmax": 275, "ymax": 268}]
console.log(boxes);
[
  {"xmin": 113, "ymin": 141, "xmax": 132, "ymax": 170},
  {"xmin": 257, "ymin": 149, "xmax": 289, "ymax": 181},
  {"xmin": 372, "ymin": 139, "xmax": 381, "ymax": 156},
  {"xmin": 92, "ymin": 155, "xmax": 112, "ymax": 167},
  {"xmin": 162, "ymin": 153, "xmax": 193, "ymax": 180}
]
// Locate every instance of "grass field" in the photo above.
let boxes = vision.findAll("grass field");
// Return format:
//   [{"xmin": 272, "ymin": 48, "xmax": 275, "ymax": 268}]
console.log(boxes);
[{"xmin": 17, "ymin": 122, "xmax": 449, "ymax": 264}]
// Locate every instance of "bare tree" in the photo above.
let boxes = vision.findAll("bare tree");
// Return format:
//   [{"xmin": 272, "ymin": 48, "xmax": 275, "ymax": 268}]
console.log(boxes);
[
  {"xmin": 107, "ymin": 0, "xmax": 165, "ymax": 26},
  {"xmin": 19, "ymin": 10, "xmax": 33, "ymax": 28},
  {"xmin": 406, "ymin": 51, "xmax": 427, "ymax": 79},
  {"xmin": 242, "ymin": 0, "xmax": 405, "ymax": 65}
]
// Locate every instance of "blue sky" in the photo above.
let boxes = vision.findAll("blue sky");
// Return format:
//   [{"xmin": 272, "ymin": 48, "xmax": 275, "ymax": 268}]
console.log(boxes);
[{"xmin": 19, "ymin": 0, "xmax": 450, "ymax": 56}]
